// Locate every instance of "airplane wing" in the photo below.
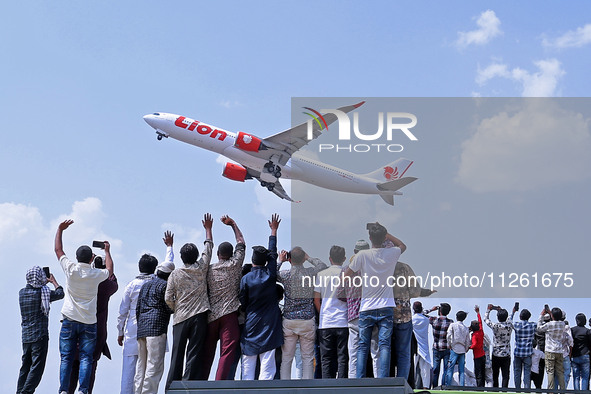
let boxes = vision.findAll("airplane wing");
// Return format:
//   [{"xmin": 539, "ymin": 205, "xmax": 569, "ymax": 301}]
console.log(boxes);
[
  {"xmin": 246, "ymin": 168, "xmax": 296, "ymax": 202},
  {"xmin": 256, "ymin": 101, "xmax": 365, "ymax": 166}
]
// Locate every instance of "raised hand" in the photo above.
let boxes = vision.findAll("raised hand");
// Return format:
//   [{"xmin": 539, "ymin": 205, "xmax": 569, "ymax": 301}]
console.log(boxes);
[
  {"xmin": 268, "ymin": 214, "xmax": 281, "ymax": 230},
  {"xmin": 163, "ymin": 231, "xmax": 174, "ymax": 247},
  {"xmin": 203, "ymin": 213, "xmax": 213, "ymax": 229},
  {"xmin": 221, "ymin": 215, "xmax": 235, "ymax": 227},
  {"xmin": 58, "ymin": 219, "xmax": 74, "ymax": 231}
]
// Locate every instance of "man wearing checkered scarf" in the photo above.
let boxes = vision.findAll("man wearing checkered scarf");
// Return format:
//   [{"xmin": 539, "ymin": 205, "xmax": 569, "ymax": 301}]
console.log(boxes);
[{"xmin": 17, "ymin": 266, "xmax": 65, "ymax": 394}]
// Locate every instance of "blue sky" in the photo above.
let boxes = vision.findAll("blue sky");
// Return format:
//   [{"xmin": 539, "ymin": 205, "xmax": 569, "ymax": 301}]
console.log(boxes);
[{"xmin": 1, "ymin": 1, "xmax": 591, "ymax": 392}]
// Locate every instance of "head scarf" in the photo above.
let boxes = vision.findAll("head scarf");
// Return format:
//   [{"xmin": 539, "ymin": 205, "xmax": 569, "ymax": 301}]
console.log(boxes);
[{"xmin": 26, "ymin": 266, "xmax": 51, "ymax": 316}]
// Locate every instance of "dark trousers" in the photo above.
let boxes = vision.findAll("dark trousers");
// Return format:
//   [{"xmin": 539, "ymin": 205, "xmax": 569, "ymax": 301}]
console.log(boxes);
[
  {"xmin": 492, "ymin": 355, "xmax": 511, "ymax": 388},
  {"xmin": 17, "ymin": 337, "xmax": 49, "ymax": 394},
  {"xmin": 314, "ymin": 334, "xmax": 322, "ymax": 379},
  {"xmin": 318, "ymin": 327, "xmax": 349, "ymax": 378},
  {"xmin": 166, "ymin": 312, "xmax": 208, "ymax": 389},
  {"xmin": 531, "ymin": 359, "xmax": 545, "ymax": 389},
  {"xmin": 474, "ymin": 355, "xmax": 486, "ymax": 387}
]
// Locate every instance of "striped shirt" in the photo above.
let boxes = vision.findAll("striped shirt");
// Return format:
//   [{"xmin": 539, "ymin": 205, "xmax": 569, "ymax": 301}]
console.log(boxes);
[
  {"xmin": 511, "ymin": 312, "xmax": 536, "ymax": 357},
  {"xmin": 537, "ymin": 316, "xmax": 572, "ymax": 354},
  {"xmin": 430, "ymin": 315, "xmax": 453, "ymax": 351}
]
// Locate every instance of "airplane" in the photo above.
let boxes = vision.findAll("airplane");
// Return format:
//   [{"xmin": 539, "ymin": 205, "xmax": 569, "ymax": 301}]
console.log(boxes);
[{"xmin": 143, "ymin": 102, "xmax": 417, "ymax": 205}]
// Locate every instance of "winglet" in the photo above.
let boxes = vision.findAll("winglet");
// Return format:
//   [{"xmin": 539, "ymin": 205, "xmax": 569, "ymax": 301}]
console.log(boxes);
[
  {"xmin": 380, "ymin": 194, "xmax": 394, "ymax": 205},
  {"xmin": 353, "ymin": 101, "xmax": 366, "ymax": 109}
]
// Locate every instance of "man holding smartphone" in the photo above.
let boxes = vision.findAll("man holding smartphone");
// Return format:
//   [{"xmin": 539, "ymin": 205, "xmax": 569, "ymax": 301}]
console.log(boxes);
[
  {"xmin": 17, "ymin": 266, "xmax": 64, "ymax": 394},
  {"xmin": 54, "ymin": 220, "xmax": 113, "ymax": 394}
]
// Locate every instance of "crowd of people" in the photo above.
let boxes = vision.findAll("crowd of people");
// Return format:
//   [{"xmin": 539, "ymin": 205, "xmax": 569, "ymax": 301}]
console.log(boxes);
[{"xmin": 16, "ymin": 215, "xmax": 591, "ymax": 394}]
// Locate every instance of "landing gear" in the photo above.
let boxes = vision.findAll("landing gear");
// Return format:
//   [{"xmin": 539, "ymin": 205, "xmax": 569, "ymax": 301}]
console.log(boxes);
[
  {"xmin": 260, "ymin": 181, "xmax": 275, "ymax": 191},
  {"xmin": 264, "ymin": 161, "xmax": 281, "ymax": 177},
  {"xmin": 157, "ymin": 134, "xmax": 163, "ymax": 141}
]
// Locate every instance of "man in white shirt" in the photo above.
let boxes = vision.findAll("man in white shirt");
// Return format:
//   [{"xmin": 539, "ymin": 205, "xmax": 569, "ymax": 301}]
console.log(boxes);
[
  {"xmin": 445, "ymin": 310, "xmax": 471, "ymax": 386},
  {"xmin": 344, "ymin": 222, "xmax": 406, "ymax": 378},
  {"xmin": 314, "ymin": 246, "xmax": 349, "ymax": 378},
  {"xmin": 54, "ymin": 220, "xmax": 112, "ymax": 394},
  {"xmin": 538, "ymin": 306, "xmax": 573, "ymax": 390},
  {"xmin": 412, "ymin": 301, "xmax": 432, "ymax": 389},
  {"xmin": 116, "ymin": 252, "xmax": 161, "ymax": 394}
]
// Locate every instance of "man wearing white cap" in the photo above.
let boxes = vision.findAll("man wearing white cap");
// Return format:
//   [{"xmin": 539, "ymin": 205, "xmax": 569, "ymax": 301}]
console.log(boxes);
[{"xmin": 134, "ymin": 232, "xmax": 176, "ymax": 394}]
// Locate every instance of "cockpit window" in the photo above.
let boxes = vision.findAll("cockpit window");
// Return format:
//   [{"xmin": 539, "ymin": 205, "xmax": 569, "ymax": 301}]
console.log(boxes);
[{"xmin": 153, "ymin": 113, "xmax": 160, "ymax": 116}]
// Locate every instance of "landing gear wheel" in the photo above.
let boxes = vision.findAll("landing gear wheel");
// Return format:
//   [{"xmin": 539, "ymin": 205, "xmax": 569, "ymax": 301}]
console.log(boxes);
[
  {"xmin": 261, "ymin": 181, "xmax": 268, "ymax": 187},
  {"xmin": 267, "ymin": 183, "xmax": 275, "ymax": 191},
  {"xmin": 157, "ymin": 134, "xmax": 163, "ymax": 141},
  {"xmin": 274, "ymin": 170, "xmax": 282, "ymax": 178}
]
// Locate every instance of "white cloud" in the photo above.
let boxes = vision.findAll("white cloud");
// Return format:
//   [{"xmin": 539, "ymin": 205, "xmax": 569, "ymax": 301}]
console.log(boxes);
[
  {"xmin": 253, "ymin": 181, "xmax": 292, "ymax": 220},
  {"xmin": 160, "ymin": 222, "xmax": 204, "ymax": 248},
  {"xmin": 0, "ymin": 203, "xmax": 44, "ymax": 244},
  {"xmin": 543, "ymin": 24, "xmax": 591, "ymax": 49},
  {"xmin": 476, "ymin": 59, "xmax": 565, "ymax": 97},
  {"xmin": 456, "ymin": 100, "xmax": 591, "ymax": 192},
  {"xmin": 219, "ymin": 100, "xmax": 243, "ymax": 109},
  {"xmin": 456, "ymin": 10, "xmax": 502, "ymax": 48}
]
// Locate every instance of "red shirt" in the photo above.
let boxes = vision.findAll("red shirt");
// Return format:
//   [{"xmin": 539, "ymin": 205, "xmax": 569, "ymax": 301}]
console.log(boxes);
[{"xmin": 470, "ymin": 313, "xmax": 485, "ymax": 359}]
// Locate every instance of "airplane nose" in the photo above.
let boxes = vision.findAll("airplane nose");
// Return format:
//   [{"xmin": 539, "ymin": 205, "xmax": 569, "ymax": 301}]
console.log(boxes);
[{"xmin": 143, "ymin": 114, "xmax": 157, "ymax": 128}]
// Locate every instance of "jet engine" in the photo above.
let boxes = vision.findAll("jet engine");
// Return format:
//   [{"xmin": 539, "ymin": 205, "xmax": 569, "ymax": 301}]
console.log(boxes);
[
  {"xmin": 234, "ymin": 132, "xmax": 264, "ymax": 152},
  {"xmin": 222, "ymin": 162, "xmax": 249, "ymax": 182}
]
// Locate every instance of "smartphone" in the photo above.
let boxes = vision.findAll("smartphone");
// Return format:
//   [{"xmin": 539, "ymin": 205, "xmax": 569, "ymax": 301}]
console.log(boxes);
[
  {"xmin": 92, "ymin": 240, "xmax": 105, "ymax": 249},
  {"xmin": 366, "ymin": 222, "xmax": 376, "ymax": 230},
  {"xmin": 42, "ymin": 267, "xmax": 50, "ymax": 278},
  {"xmin": 514, "ymin": 302, "xmax": 519, "ymax": 311},
  {"xmin": 544, "ymin": 304, "xmax": 550, "ymax": 312}
]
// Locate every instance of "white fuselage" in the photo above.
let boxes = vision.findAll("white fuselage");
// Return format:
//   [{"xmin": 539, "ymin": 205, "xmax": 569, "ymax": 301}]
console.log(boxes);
[{"xmin": 144, "ymin": 112, "xmax": 395, "ymax": 196}]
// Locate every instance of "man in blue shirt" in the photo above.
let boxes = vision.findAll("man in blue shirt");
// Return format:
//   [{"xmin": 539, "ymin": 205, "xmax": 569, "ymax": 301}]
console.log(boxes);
[
  {"xmin": 512, "ymin": 307, "xmax": 536, "ymax": 389},
  {"xmin": 17, "ymin": 266, "xmax": 64, "ymax": 394},
  {"xmin": 239, "ymin": 214, "xmax": 283, "ymax": 380}
]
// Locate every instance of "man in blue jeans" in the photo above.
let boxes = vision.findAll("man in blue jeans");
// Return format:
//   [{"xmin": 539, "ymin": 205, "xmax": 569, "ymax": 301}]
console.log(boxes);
[
  {"xmin": 571, "ymin": 313, "xmax": 591, "ymax": 390},
  {"xmin": 445, "ymin": 310, "xmax": 471, "ymax": 386},
  {"xmin": 426, "ymin": 303, "xmax": 453, "ymax": 387},
  {"xmin": 54, "ymin": 220, "xmax": 113, "ymax": 394},
  {"xmin": 344, "ymin": 222, "xmax": 406, "ymax": 378},
  {"xmin": 512, "ymin": 307, "xmax": 536, "ymax": 389},
  {"xmin": 389, "ymin": 260, "xmax": 435, "ymax": 380}
]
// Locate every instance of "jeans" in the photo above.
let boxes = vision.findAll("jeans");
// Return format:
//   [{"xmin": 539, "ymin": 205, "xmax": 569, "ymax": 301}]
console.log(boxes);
[
  {"xmin": 17, "ymin": 337, "xmax": 49, "ymax": 394},
  {"xmin": 445, "ymin": 350, "xmax": 465, "ymax": 386},
  {"xmin": 59, "ymin": 319, "xmax": 97, "ymax": 394},
  {"xmin": 432, "ymin": 349, "xmax": 450, "ymax": 387},
  {"xmin": 391, "ymin": 321, "xmax": 412, "ymax": 379},
  {"xmin": 572, "ymin": 354, "xmax": 590, "ymax": 390},
  {"xmin": 564, "ymin": 355, "xmax": 572, "ymax": 387},
  {"xmin": 357, "ymin": 307, "xmax": 393, "ymax": 378},
  {"xmin": 513, "ymin": 355, "xmax": 532, "ymax": 389}
]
